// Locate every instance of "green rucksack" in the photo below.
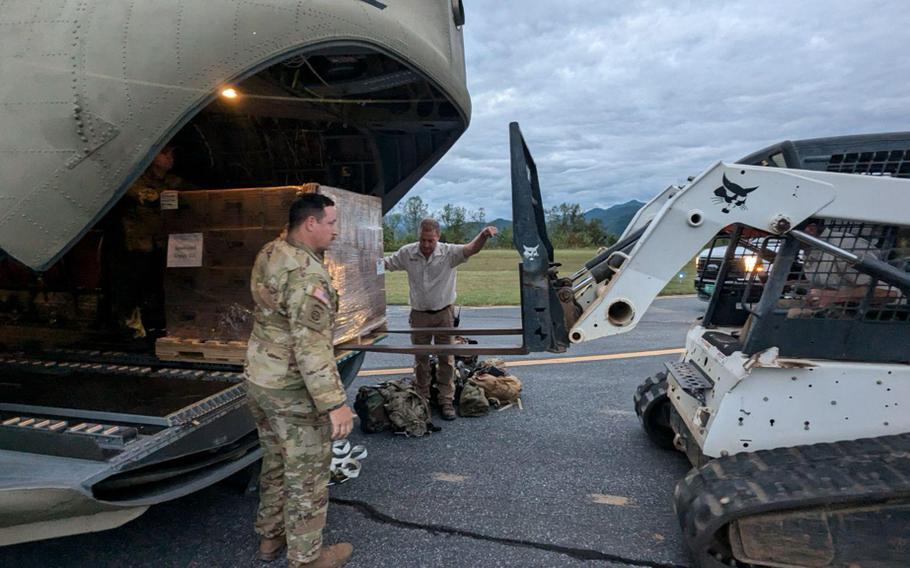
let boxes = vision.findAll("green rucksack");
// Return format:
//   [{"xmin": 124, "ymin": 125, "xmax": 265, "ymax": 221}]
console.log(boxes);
[
  {"xmin": 355, "ymin": 379, "xmax": 434, "ymax": 437},
  {"xmin": 380, "ymin": 380, "xmax": 431, "ymax": 437},
  {"xmin": 354, "ymin": 384, "xmax": 392, "ymax": 434},
  {"xmin": 458, "ymin": 381, "xmax": 490, "ymax": 417}
]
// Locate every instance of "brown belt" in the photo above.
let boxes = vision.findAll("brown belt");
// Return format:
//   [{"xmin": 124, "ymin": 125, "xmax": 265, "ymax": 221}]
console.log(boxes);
[{"xmin": 414, "ymin": 304, "xmax": 451, "ymax": 315}]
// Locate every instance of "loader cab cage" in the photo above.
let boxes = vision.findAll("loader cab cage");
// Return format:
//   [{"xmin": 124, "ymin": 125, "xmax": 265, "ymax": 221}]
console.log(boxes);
[
  {"xmin": 738, "ymin": 132, "xmax": 910, "ymax": 176},
  {"xmin": 698, "ymin": 230, "xmax": 783, "ymax": 327},
  {"xmin": 703, "ymin": 220, "xmax": 910, "ymax": 363},
  {"xmin": 740, "ymin": 220, "xmax": 909, "ymax": 363},
  {"xmin": 700, "ymin": 132, "xmax": 910, "ymax": 363}
]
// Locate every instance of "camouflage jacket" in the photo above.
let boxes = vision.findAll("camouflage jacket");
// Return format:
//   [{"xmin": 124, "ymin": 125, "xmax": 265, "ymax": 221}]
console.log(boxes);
[{"xmin": 244, "ymin": 236, "xmax": 345, "ymax": 413}]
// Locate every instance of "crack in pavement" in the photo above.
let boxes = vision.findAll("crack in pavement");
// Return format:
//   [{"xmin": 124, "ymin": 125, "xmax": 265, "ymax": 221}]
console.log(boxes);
[{"xmin": 331, "ymin": 497, "xmax": 690, "ymax": 568}]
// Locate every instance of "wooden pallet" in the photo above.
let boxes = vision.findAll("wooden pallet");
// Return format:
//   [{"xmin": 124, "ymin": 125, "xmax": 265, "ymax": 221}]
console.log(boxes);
[
  {"xmin": 155, "ymin": 337, "xmax": 248, "ymax": 365},
  {"xmin": 156, "ymin": 317, "xmax": 388, "ymax": 365},
  {"xmin": 333, "ymin": 316, "xmax": 388, "ymax": 346}
]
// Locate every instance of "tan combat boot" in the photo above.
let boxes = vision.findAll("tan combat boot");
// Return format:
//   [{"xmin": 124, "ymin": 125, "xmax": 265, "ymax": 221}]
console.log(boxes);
[
  {"xmin": 440, "ymin": 402, "xmax": 456, "ymax": 421},
  {"xmin": 297, "ymin": 543, "xmax": 353, "ymax": 568},
  {"xmin": 258, "ymin": 535, "xmax": 286, "ymax": 561}
]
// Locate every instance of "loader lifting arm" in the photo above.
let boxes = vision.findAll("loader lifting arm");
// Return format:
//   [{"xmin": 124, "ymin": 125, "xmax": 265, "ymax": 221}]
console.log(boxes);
[{"xmin": 560, "ymin": 158, "xmax": 910, "ymax": 344}]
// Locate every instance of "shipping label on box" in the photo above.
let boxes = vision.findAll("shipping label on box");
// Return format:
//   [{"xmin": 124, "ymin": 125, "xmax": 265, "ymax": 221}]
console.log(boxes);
[
  {"xmin": 166, "ymin": 233, "xmax": 204, "ymax": 268},
  {"xmin": 160, "ymin": 190, "xmax": 179, "ymax": 210}
]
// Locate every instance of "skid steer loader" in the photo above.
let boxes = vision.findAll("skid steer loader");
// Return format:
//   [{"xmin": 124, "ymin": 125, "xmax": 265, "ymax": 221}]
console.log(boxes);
[{"xmin": 507, "ymin": 123, "xmax": 910, "ymax": 568}]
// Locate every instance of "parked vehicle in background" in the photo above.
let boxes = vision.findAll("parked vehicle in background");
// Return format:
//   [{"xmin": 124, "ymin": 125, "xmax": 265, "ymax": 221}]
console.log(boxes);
[{"xmin": 694, "ymin": 236, "xmax": 773, "ymax": 300}]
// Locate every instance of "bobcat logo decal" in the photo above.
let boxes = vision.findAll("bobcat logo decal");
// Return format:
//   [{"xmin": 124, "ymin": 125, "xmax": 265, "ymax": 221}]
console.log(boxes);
[
  {"xmin": 713, "ymin": 174, "xmax": 758, "ymax": 214},
  {"xmin": 522, "ymin": 245, "xmax": 540, "ymax": 261}
]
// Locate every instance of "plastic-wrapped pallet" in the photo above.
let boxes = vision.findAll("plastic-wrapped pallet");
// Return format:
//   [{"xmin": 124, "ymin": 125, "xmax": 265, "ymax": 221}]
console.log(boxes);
[
  {"xmin": 319, "ymin": 186, "xmax": 386, "ymax": 344},
  {"xmin": 161, "ymin": 184, "xmax": 385, "ymax": 345}
]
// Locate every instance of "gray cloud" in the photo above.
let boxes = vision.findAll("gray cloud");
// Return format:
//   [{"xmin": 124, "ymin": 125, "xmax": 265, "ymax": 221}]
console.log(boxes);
[{"xmin": 405, "ymin": 0, "xmax": 910, "ymax": 220}]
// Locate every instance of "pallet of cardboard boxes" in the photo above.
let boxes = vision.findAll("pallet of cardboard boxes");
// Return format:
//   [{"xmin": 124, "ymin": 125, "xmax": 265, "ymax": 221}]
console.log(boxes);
[{"xmin": 155, "ymin": 184, "xmax": 386, "ymax": 364}]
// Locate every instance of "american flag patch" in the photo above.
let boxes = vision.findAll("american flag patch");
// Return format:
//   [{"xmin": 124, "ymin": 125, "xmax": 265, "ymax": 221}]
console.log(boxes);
[{"xmin": 312, "ymin": 286, "xmax": 331, "ymax": 306}]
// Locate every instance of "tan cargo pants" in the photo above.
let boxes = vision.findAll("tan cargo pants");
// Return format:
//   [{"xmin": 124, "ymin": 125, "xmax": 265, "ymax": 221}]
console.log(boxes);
[{"xmin": 409, "ymin": 306, "xmax": 455, "ymax": 405}]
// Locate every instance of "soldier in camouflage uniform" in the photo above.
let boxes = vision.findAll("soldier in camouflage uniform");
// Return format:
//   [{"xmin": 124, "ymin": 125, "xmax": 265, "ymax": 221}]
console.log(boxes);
[
  {"xmin": 244, "ymin": 193, "xmax": 355, "ymax": 568},
  {"xmin": 107, "ymin": 145, "xmax": 187, "ymax": 337}
]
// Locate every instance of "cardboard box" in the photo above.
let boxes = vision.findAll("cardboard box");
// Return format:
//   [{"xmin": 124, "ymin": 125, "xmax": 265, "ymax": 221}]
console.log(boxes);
[
  {"xmin": 206, "ymin": 189, "xmax": 264, "ymax": 229},
  {"xmin": 262, "ymin": 183, "xmax": 318, "ymax": 228},
  {"xmin": 204, "ymin": 229, "xmax": 276, "ymax": 268},
  {"xmin": 165, "ymin": 191, "xmax": 209, "ymax": 233},
  {"xmin": 162, "ymin": 185, "xmax": 385, "ymax": 345},
  {"xmin": 165, "ymin": 303, "xmax": 211, "ymax": 338},
  {"xmin": 205, "ymin": 268, "xmax": 253, "ymax": 301}
]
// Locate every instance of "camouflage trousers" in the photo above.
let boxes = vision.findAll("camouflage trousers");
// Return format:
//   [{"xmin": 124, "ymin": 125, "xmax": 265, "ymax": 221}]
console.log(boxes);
[
  {"xmin": 246, "ymin": 381, "xmax": 332, "ymax": 564},
  {"xmin": 410, "ymin": 306, "xmax": 455, "ymax": 404}
]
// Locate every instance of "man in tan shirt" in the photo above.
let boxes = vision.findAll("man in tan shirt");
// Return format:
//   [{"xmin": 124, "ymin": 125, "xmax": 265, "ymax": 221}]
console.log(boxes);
[{"xmin": 384, "ymin": 218, "xmax": 497, "ymax": 420}]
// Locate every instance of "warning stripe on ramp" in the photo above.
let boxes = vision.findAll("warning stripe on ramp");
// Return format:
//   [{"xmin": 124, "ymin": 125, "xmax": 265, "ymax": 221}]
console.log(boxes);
[{"xmin": 357, "ymin": 347, "xmax": 684, "ymax": 378}]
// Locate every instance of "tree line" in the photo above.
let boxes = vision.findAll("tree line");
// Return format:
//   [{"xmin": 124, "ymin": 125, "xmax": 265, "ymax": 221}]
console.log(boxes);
[{"xmin": 384, "ymin": 196, "xmax": 618, "ymax": 251}]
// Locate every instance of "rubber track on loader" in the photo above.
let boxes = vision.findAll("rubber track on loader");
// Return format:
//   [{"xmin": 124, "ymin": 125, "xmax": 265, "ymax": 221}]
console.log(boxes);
[{"xmin": 674, "ymin": 432, "xmax": 910, "ymax": 565}]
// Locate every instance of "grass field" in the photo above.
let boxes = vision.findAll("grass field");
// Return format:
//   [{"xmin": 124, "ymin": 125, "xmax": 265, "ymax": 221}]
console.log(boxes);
[{"xmin": 384, "ymin": 249, "xmax": 696, "ymax": 306}]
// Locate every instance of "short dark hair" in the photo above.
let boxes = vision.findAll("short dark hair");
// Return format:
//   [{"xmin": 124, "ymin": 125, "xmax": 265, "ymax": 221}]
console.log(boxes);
[
  {"xmin": 419, "ymin": 218, "xmax": 440, "ymax": 235},
  {"xmin": 289, "ymin": 193, "xmax": 335, "ymax": 229}
]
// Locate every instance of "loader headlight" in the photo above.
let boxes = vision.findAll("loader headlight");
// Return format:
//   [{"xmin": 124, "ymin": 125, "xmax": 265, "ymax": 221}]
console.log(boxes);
[{"xmin": 742, "ymin": 254, "xmax": 763, "ymax": 273}]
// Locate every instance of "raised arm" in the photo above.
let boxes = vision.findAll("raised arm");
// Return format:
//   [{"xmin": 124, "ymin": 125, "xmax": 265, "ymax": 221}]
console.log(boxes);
[{"xmin": 463, "ymin": 226, "xmax": 498, "ymax": 258}]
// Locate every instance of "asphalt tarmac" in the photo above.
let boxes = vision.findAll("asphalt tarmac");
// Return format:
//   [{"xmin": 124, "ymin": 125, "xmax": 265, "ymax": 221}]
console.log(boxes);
[{"xmin": 2, "ymin": 297, "xmax": 704, "ymax": 568}]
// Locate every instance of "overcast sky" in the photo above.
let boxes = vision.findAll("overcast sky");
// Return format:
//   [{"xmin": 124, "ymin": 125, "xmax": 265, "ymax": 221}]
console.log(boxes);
[{"xmin": 404, "ymin": 0, "xmax": 910, "ymax": 221}]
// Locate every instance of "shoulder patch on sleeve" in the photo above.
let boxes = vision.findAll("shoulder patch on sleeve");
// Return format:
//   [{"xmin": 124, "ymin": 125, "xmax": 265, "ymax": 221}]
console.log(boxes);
[
  {"xmin": 292, "ymin": 278, "xmax": 334, "ymax": 332},
  {"xmin": 301, "ymin": 297, "xmax": 331, "ymax": 331},
  {"xmin": 311, "ymin": 284, "xmax": 331, "ymax": 306}
]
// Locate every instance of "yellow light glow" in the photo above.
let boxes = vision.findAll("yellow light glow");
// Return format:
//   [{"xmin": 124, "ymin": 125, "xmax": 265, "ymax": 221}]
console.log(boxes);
[
  {"xmin": 221, "ymin": 88, "xmax": 239, "ymax": 99},
  {"xmin": 743, "ymin": 254, "xmax": 763, "ymax": 273}
]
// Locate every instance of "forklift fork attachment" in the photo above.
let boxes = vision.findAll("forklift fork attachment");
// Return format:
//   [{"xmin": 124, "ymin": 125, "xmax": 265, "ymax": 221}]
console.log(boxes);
[
  {"xmin": 379, "ymin": 327, "xmax": 523, "ymax": 336},
  {"xmin": 339, "ymin": 123, "xmax": 570, "ymax": 358},
  {"xmin": 334, "ymin": 343, "xmax": 529, "ymax": 356},
  {"xmin": 336, "ymin": 327, "xmax": 528, "ymax": 355}
]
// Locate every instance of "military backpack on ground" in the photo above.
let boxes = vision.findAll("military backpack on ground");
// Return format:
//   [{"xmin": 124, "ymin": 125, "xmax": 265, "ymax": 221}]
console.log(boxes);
[
  {"xmin": 469, "ymin": 359, "xmax": 522, "ymax": 407},
  {"xmin": 354, "ymin": 379, "xmax": 432, "ymax": 437},
  {"xmin": 458, "ymin": 381, "xmax": 490, "ymax": 417},
  {"xmin": 354, "ymin": 385, "xmax": 391, "ymax": 433},
  {"xmin": 472, "ymin": 372, "xmax": 522, "ymax": 406},
  {"xmin": 381, "ymin": 380, "xmax": 431, "ymax": 437}
]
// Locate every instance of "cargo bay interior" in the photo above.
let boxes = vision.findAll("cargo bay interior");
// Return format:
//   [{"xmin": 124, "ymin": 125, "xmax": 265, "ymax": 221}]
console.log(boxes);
[
  {"xmin": 0, "ymin": 46, "xmax": 467, "ymax": 494},
  {"xmin": 0, "ymin": 45, "xmax": 466, "ymax": 350}
]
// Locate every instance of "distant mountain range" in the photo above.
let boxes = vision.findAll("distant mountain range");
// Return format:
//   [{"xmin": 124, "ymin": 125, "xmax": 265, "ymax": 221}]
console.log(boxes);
[
  {"xmin": 396, "ymin": 200, "xmax": 647, "ymax": 239},
  {"xmin": 467, "ymin": 200, "xmax": 645, "ymax": 237},
  {"xmin": 583, "ymin": 200, "xmax": 646, "ymax": 236},
  {"xmin": 463, "ymin": 217, "xmax": 512, "ymax": 235}
]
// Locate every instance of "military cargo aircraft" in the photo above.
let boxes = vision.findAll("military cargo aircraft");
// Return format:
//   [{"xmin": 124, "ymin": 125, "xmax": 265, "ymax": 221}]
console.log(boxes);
[{"xmin": 0, "ymin": 0, "xmax": 470, "ymax": 545}]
